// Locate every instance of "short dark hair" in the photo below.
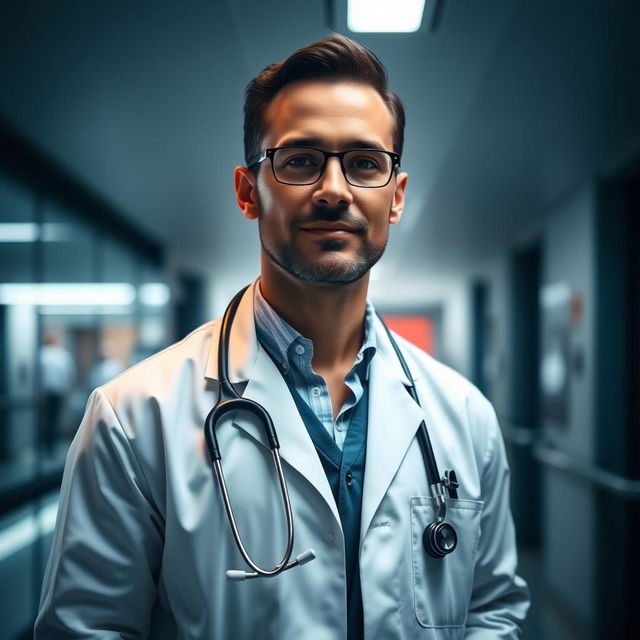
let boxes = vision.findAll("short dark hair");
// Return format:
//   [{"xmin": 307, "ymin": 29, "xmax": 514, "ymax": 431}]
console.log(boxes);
[{"xmin": 243, "ymin": 34, "xmax": 405, "ymax": 165}]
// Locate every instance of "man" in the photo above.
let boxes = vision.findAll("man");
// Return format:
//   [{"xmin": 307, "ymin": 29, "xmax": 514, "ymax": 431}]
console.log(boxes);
[{"xmin": 36, "ymin": 35, "xmax": 529, "ymax": 638}]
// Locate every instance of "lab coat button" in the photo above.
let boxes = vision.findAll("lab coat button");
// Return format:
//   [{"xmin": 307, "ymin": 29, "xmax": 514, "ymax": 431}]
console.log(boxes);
[
  {"xmin": 324, "ymin": 532, "xmax": 336, "ymax": 545},
  {"xmin": 345, "ymin": 471, "xmax": 353, "ymax": 486}
]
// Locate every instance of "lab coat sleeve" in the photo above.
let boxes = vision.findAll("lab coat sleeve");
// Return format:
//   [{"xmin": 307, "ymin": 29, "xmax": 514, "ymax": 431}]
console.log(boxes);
[
  {"xmin": 464, "ymin": 393, "xmax": 530, "ymax": 638},
  {"xmin": 35, "ymin": 388, "xmax": 164, "ymax": 639}
]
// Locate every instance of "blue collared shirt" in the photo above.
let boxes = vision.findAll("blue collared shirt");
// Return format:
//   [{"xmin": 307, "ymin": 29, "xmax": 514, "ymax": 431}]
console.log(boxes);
[{"xmin": 253, "ymin": 284, "xmax": 376, "ymax": 451}]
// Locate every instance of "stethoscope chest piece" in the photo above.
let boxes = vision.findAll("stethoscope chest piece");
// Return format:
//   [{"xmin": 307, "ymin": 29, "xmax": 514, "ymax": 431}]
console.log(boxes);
[{"xmin": 423, "ymin": 520, "xmax": 458, "ymax": 559}]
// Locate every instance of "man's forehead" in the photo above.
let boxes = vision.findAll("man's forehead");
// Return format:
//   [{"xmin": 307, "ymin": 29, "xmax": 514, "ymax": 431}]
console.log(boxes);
[{"xmin": 262, "ymin": 79, "xmax": 395, "ymax": 149}]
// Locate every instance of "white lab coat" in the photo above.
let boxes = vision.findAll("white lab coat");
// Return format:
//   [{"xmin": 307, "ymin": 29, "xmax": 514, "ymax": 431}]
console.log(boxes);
[{"xmin": 36, "ymin": 282, "xmax": 529, "ymax": 639}]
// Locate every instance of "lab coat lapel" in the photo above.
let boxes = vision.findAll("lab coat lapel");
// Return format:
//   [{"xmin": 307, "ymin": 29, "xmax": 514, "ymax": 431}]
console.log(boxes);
[
  {"xmin": 360, "ymin": 320, "xmax": 425, "ymax": 543},
  {"xmin": 240, "ymin": 348, "xmax": 341, "ymax": 524},
  {"xmin": 204, "ymin": 281, "xmax": 341, "ymax": 526}
]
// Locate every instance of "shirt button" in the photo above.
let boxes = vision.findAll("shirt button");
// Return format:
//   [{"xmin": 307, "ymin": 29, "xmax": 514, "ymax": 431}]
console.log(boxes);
[
  {"xmin": 345, "ymin": 471, "xmax": 353, "ymax": 487},
  {"xmin": 295, "ymin": 344, "xmax": 305, "ymax": 355},
  {"xmin": 312, "ymin": 387, "xmax": 321, "ymax": 397},
  {"xmin": 335, "ymin": 423, "xmax": 344, "ymax": 432}
]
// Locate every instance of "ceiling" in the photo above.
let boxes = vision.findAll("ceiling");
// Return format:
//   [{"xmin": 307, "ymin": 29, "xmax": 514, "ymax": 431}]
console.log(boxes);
[{"xmin": 1, "ymin": 0, "xmax": 639, "ymax": 307}]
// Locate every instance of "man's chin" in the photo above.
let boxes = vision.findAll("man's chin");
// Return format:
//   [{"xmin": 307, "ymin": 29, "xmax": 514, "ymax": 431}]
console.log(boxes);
[
  {"xmin": 290, "ymin": 258, "xmax": 370, "ymax": 286},
  {"xmin": 262, "ymin": 240, "xmax": 383, "ymax": 286}
]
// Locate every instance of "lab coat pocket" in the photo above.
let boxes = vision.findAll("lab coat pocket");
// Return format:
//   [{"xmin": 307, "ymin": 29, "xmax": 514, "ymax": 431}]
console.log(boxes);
[{"xmin": 410, "ymin": 497, "xmax": 483, "ymax": 629}]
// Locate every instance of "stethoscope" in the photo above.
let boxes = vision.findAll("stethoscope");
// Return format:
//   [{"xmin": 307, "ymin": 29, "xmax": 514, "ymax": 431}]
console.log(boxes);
[{"xmin": 204, "ymin": 286, "xmax": 460, "ymax": 581}]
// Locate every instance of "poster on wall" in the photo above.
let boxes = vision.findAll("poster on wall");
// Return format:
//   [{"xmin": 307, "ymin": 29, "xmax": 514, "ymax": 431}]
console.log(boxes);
[{"xmin": 539, "ymin": 282, "xmax": 571, "ymax": 426}]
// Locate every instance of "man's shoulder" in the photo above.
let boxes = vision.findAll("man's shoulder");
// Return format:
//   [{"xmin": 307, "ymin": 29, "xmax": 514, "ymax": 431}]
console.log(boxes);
[{"xmin": 99, "ymin": 319, "xmax": 218, "ymax": 406}]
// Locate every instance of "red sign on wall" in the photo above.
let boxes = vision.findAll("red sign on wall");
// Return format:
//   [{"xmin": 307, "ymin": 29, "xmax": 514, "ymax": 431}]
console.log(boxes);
[{"xmin": 382, "ymin": 315, "xmax": 434, "ymax": 354}]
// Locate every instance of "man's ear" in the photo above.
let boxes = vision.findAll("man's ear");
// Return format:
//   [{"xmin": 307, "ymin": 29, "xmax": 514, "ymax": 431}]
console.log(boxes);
[
  {"xmin": 389, "ymin": 171, "xmax": 408, "ymax": 225},
  {"xmin": 234, "ymin": 166, "xmax": 260, "ymax": 220}
]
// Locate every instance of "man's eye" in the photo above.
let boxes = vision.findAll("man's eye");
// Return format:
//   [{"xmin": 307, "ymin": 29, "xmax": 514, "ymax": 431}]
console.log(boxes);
[
  {"xmin": 285, "ymin": 155, "xmax": 316, "ymax": 167},
  {"xmin": 350, "ymin": 156, "xmax": 380, "ymax": 170}
]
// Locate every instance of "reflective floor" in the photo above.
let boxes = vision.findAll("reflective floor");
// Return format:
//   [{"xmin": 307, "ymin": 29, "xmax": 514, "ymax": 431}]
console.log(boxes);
[{"xmin": 519, "ymin": 548, "xmax": 588, "ymax": 640}]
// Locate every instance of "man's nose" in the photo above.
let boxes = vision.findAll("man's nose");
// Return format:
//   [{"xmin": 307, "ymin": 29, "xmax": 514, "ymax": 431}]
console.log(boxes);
[{"xmin": 311, "ymin": 157, "xmax": 353, "ymax": 209}]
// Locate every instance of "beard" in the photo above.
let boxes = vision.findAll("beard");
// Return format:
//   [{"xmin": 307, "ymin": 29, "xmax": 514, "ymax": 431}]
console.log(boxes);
[{"xmin": 258, "ymin": 207, "xmax": 388, "ymax": 286}]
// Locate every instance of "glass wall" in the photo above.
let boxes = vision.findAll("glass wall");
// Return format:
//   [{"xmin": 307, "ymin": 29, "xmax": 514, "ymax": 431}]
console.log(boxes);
[
  {"xmin": 0, "ymin": 177, "xmax": 37, "ymax": 485},
  {"xmin": 0, "ymin": 173, "xmax": 170, "ymax": 481},
  {"xmin": 0, "ymin": 167, "xmax": 169, "ymax": 637}
]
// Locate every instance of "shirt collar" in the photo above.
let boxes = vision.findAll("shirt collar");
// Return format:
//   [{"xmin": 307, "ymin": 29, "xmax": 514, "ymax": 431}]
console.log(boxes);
[{"xmin": 253, "ymin": 282, "xmax": 377, "ymax": 379}]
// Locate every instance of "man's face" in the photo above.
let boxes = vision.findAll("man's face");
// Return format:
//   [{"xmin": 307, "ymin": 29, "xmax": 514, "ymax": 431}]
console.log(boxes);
[{"xmin": 237, "ymin": 80, "xmax": 407, "ymax": 286}]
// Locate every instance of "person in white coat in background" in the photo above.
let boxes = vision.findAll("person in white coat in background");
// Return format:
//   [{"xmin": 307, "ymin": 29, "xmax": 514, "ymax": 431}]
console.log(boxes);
[{"xmin": 35, "ymin": 35, "xmax": 529, "ymax": 639}]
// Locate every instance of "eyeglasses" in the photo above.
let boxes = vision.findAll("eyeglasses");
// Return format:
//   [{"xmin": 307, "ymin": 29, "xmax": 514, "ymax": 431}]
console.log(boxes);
[{"xmin": 247, "ymin": 147, "xmax": 401, "ymax": 188}]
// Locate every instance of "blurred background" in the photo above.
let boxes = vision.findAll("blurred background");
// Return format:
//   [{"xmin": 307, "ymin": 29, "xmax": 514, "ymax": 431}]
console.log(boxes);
[{"xmin": 0, "ymin": 1, "xmax": 638, "ymax": 638}]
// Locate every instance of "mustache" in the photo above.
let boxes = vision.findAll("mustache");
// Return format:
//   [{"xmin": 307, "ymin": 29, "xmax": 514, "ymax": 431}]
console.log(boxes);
[{"xmin": 295, "ymin": 207, "xmax": 368, "ymax": 232}]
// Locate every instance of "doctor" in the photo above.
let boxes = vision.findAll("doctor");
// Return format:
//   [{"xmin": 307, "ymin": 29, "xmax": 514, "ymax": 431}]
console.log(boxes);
[{"xmin": 36, "ymin": 35, "xmax": 529, "ymax": 639}]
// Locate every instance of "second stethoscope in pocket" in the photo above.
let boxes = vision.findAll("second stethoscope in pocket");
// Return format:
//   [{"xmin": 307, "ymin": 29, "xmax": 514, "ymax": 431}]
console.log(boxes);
[{"xmin": 204, "ymin": 286, "xmax": 461, "ymax": 581}]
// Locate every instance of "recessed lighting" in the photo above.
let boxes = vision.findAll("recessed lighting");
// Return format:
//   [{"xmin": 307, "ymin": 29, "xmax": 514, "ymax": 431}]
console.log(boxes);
[{"xmin": 348, "ymin": 0, "xmax": 426, "ymax": 33}]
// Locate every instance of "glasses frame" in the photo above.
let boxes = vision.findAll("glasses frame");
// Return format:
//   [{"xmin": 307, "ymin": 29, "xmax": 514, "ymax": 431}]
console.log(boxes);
[{"xmin": 247, "ymin": 146, "xmax": 401, "ymax": 188}]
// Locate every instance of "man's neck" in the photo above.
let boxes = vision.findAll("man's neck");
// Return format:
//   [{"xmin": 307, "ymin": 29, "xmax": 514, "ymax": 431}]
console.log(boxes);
[{"xmin": 259, "ymin": 264, "xmax": 369, "ymax": 373}]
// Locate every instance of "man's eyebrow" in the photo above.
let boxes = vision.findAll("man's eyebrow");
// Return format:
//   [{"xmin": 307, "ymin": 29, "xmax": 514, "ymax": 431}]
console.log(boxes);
[
  {"xmin": 344, "ymin": 139, "xmax": 387, "ymax": 151},
  {"xmin": 276, "ymin": 137, "xmax": 387, "ymax": 151},
  {"xmin": 277, "ymin": 137, "xmax": 323, "ymax": 148}
]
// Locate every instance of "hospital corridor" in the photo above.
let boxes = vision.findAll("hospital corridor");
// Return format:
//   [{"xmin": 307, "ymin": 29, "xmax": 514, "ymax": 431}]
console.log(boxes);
[{"xmin": 0, "ymin": 1, "xmax": 639, "ymax": 638}]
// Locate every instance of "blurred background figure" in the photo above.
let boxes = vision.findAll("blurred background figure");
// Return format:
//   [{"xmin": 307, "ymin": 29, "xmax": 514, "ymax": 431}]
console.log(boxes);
[
  {"xmin": 38, "ymin": 331, "xmax": 75, "ymax": 455},
  {"xmin": 88, "ymin": 344, "xmax": 124, "ymax": 391}
]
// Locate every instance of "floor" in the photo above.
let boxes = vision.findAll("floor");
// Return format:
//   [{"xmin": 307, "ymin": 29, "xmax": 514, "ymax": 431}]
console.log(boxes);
[{"xmin": 518, "ymin": 547, "xmax": 591, "ymax": 640}]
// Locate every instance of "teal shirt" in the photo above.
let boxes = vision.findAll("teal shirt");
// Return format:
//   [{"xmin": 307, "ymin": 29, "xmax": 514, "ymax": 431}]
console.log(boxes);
[{"xmin": 253, "ymin": 284, "xmax": 376, "ymax": 449}]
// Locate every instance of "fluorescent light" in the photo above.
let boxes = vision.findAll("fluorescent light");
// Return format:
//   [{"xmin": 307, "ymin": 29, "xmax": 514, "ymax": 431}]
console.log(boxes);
[
  {"xmin": 348, "ymin": 0, "xmax": 426, "ymax": 32},
  {"xmin": 0, "ymin": 222, "xmax": 73, "ymax": 242},
  {"xmin": 139, "ymin": 282, "xmax": 170, "ymax": 307},
  {"xmin": 39, "ymin": 305, "xmax": 135, "ymax": 316},
  {"xmin": 0, "ymin": 283, "xmax": 136, "ymax": 306},
  {"xmin": 0, "ymin": 223, "xmax": 39, "ymax": 242}
]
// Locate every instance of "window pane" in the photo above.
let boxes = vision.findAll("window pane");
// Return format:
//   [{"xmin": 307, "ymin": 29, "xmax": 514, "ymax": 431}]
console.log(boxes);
[
  {"xmin": 39, "ymin": 203, "xmax": 95, "ymax": 455},
  {"xmin": 0, "ymin": 176, "xmax": 34, "ymax": 283}
]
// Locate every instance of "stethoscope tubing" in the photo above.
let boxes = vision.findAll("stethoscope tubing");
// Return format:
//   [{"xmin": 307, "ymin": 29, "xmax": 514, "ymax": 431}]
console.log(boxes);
[
  {"xmin": 211, "ymin": 449, "xmax": 295, "ymax": 578},
  {"xmin": 205, "ymin": 285, "xmax": 305, "ymax": 579},
  {"xmin": 376, "ymin": 315, "xmax": 449, "ymax": 520}
]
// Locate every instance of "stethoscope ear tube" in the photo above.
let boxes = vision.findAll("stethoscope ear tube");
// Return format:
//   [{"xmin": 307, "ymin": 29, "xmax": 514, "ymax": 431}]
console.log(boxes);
[
  {"xmin": 205, "ymin": 285, "xmax": 316, "ymax": 579},
  {"xmin": 205, "ymin": 397, "xmax": 280, "ymax": 462},
  {"xmin": 206, "ymin": 410, "xmax": 299, "ymax": 578},
  {"xmin": 216, "ymin": 285, "xmax": 250, "ymax": 401}
]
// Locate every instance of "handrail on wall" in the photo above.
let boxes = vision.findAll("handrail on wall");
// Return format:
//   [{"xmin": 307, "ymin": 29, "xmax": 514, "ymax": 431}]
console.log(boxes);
[
  {"xmin": 532, "ymin": 442, "xmax": 640, "ymax": 500},
  {"xmin": 501, "ymin": 422, "xmax": 640, "ymax": 500}
]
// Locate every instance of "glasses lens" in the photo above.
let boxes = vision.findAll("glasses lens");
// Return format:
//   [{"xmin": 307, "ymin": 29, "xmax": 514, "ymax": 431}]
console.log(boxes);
[
  {"xmin": 272, "ymin": 148, "xmax": 325, "ymax": 184},
  {"xmin": 344, "ymin": 150, "xmax": 393, "ymax": 187}
]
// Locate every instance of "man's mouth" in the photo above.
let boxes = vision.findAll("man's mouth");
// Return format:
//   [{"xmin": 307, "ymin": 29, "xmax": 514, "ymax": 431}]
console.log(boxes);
[{"xmin": 299, "ymin": 222, "xmax": 362, "ymax": 236}]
